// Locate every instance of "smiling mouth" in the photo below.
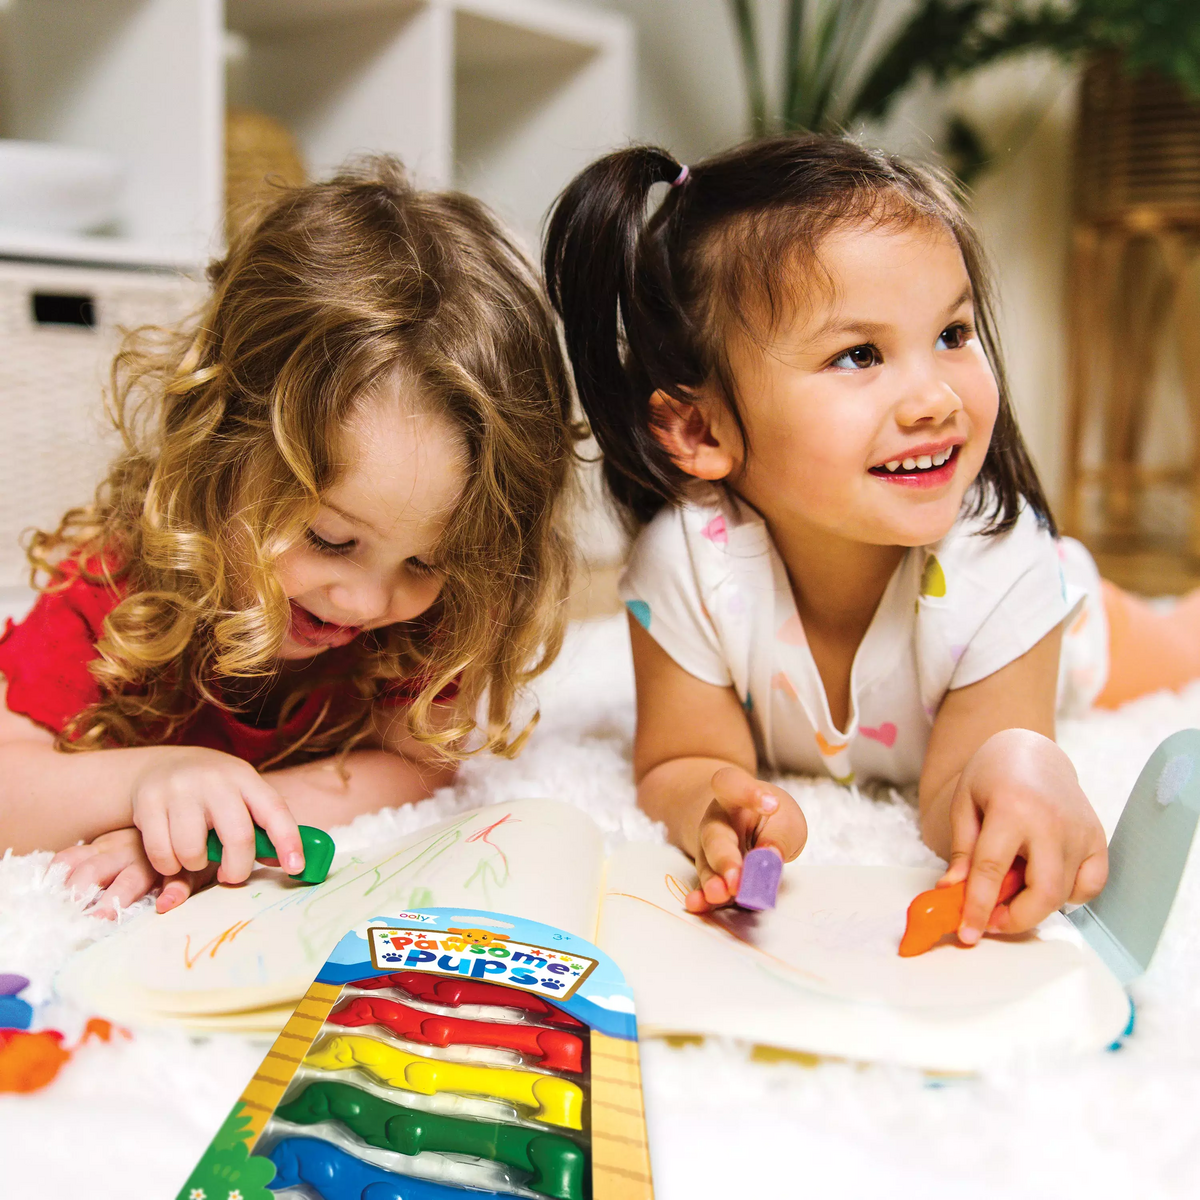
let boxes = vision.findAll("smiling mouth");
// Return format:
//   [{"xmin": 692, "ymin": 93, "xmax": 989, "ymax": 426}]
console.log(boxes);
[
  {"xmin": 287, "ymin": 601, "xmax": 363, "ymax": 648},
  {"xmin": 868, "ymin": 445, "xmax": 960, "ymax": 478}
]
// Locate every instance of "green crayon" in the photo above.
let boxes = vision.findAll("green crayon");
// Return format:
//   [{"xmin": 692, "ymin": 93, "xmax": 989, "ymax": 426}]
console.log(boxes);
[
  {"xmin": 205, "ymin": 823, "xmax": 335, "ymax": 884},
  {"xmin": 275, "ymin": 1079, "xmax": 586, "ymax": 1200}
]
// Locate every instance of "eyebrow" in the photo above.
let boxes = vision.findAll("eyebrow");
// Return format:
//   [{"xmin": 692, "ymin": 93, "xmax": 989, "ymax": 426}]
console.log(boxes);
[
  {"xmin": 808, "ymin": 285, "xmax": 974, "ymax": 343},
  {"xmin": 323, "ymin": 501, "xmax": 385, "ymax": 540}
]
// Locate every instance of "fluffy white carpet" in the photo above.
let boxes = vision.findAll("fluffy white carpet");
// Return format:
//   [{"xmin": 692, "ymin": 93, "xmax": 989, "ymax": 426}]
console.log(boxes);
[{"xmin": 4, "ymin": 613, "xmax": 1200, "ymax": 1200}]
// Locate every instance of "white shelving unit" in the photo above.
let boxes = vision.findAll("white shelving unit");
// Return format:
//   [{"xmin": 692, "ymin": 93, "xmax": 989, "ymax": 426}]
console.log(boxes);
[
  {"xmin": 0, "ymin": 0, "xmax": 632, "ymax": 269},
  {"xmin": 0, "ymin": 0, "xmax": 633, "ymax": 570}
]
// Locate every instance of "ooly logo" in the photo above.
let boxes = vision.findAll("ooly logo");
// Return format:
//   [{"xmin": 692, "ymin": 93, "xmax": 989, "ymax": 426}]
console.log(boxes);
[{"xmin": 367, "ymin": 926, "xmax": 598, "ymax": 999}]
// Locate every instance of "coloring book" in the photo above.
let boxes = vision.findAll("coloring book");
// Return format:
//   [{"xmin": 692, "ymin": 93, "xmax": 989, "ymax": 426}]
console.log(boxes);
[{"xmin": 58, "ymin": 792, "xmax": 1147, "ymax": 1072}]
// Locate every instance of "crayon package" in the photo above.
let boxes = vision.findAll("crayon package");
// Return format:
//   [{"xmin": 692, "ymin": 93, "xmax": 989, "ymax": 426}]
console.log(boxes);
[{"xmin": 176, "ymin": 909, "xmax": 653, "ymax": 1200}]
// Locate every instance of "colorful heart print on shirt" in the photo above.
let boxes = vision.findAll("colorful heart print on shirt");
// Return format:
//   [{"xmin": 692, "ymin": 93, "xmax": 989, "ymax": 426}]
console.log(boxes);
[
  {"xmin": 860, "ymin": 722, "xmax": 898, "ymax": 748},
  {"xmin": 700, "ymin": 515, "xmax": 728, "ymax": 545},
  {"xmin": 776, "ymin": 614, "xmax": 806, "ymax": 646},
  {"xmin": 920, "ymin": 554, "xmax": 947, "ymax": 598},
  {"xmin": 625, "ymin": 600, "xmax": 651, "ymax": 631}
]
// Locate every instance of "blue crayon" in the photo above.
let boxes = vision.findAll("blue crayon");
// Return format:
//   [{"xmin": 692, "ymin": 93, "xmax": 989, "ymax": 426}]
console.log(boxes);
[{"xmin": 266, "ymin": 1135, "xmax": 509, "ymax": 1200}]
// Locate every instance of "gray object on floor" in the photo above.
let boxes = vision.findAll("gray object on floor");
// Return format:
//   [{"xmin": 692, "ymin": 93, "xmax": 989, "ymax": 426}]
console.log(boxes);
[{"xmin": 1068, "ymin": 728, "xmax": 1200, "ymax": 985}]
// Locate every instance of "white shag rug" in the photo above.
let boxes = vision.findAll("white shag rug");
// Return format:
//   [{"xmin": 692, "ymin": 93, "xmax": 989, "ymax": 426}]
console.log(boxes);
[{"xmin": 4, "ymin": 613, "xmax": 1200, "ymax": 1200}]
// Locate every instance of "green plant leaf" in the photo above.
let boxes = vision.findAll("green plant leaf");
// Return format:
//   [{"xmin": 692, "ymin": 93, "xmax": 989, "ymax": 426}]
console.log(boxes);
[
  {"xmin": 730, "ymin": 0, "xmax": 770, "ymax": 135},
  {"xmin": 943, "ymin": 113, "xmax": 991, "ymax": 185},
  {"xmin": 783, "ymin": 0, "xmax": 806, "ymax": 130}
]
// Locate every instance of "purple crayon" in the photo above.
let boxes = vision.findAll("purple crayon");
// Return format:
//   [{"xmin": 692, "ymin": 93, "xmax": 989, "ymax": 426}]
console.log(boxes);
[{"xmin": 735, "ymin": 846, "xmax": 783, "ymax": 911}]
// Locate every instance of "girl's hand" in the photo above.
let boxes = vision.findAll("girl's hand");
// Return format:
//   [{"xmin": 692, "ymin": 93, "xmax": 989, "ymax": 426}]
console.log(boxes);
[
  {"xmin": 51, "ymin": 827, "xmax": 217, "ymax": 917},
  {"xmin": 129, "ymin": 746, "xmax": 304, "ymax": 887},
  {"xmin": 940, "ymin": 728, "xmax": 1107, "ymax": 944},
  {"xmin": 685, "ymin": 766, "xmax": 807, "ymax": 914}
]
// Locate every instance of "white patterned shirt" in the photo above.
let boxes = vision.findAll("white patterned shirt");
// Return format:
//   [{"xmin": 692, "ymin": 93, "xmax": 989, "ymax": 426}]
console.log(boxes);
[{"xmin": 619, "ymin": 493, "xmax": 1106, "ymax": 786}]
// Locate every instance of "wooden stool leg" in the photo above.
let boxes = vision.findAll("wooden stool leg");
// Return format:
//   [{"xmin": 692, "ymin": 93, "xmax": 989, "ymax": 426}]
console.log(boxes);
[
  {"xmin": 1173, "ymin": 244, "xmax": 1200, "ymax": 561},
  {"xmin": 1105, "ymin": 234, "xmax": 1175, "ymax": 540},
  {"xmin": 1064, "ymin": 224, "xmax": 1100, "ymax": 536}
]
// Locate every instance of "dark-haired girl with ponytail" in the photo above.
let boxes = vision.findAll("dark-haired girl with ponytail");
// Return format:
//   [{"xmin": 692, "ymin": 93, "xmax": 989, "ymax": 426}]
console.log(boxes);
[{"xmin": 546, "ymin": 134, "xmax": 1200, "ymax": 943}]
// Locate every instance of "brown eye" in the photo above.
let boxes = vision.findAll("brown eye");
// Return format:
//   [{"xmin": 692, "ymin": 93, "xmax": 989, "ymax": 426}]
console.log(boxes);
[
  {"xmin": 937, "ymin": 323, "xmax": 971, "ymax": 350},
  {"xmin": 832, "ymin": 344, "xmax": 881, "ymax": 370}
]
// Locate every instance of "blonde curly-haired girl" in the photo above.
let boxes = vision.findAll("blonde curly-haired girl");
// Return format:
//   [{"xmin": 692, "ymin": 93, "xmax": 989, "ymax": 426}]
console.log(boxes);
[{"xmin": 0, "ymin": 158, "xmax": 574, "ymax": 914}]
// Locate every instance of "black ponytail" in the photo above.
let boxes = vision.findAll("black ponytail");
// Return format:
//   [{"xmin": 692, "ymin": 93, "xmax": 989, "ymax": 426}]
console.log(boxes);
[
  {"xmin": 544, "ymin": 147, "xmax": 711, "ymax": 527},
  {"xmin": 545, "ymin": 134, "xmax": 1055, "ymax": 536}
]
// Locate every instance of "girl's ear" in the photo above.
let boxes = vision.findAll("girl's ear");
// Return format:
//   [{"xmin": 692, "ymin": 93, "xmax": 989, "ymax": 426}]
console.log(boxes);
[{"xmin": 648, "ymin": 387, "xmax": 737, "ymax": 481}]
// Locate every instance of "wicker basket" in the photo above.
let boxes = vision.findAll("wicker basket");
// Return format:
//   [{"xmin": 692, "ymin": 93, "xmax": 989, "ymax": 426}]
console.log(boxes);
[
  {"xmin": 225, "ymin": 108, "xmax": 307, "ymax": 244},
  {"xmin": 0, "ymin": 260, "xmax": 205, "ymax": 588},
  {"xmin": 1075, "ymin": 53, "xmax": 1200, "ymax": 226}
]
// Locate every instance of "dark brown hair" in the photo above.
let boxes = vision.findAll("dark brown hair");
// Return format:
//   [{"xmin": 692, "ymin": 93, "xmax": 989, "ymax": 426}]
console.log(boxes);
[
  {"xmin": 31, "ymin": 156, "xmax": 574, "ymax": 762},
  {"xmin": 544, "ymin": 133, "xmax": 1053, "ymax": 535}
]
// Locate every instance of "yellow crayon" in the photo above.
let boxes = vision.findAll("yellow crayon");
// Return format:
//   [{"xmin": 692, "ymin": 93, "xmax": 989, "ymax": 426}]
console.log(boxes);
[{"xmin": 304, "ymin": 1035, "xmax": 583, "ymax": 1130}]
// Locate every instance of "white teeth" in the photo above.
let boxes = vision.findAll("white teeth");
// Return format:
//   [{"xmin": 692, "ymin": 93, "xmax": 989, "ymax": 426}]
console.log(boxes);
[{"xmin": 878, "ymin": 449, "xmax": 955, "ymax": 473}]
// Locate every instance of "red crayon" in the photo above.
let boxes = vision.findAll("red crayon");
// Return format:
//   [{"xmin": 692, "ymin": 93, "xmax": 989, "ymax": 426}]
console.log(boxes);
[
  {"xmin": 352, "ymin": 971, "xmax": 585, "ymax": 1029},
  {"xmin": 328, "ymin": 996, "xmax": 584, "ymax": 1073}
]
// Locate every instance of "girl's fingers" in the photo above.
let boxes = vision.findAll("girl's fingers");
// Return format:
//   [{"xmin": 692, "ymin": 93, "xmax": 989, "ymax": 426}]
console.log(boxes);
[
  {"xmin": 959, "ymin": 823, "xmax": 1024, "ymax": 944},
  {"xmin": 697, "ymin": 800, "xmax": 744, "ymax": 904},
  {"xmin": 157, "ymin": 863, "xmax": 218, "ymax": 914},
  {"xmin": 242, "ymin": 778, "xmax": 304, "ymax": 877},
  {"xmin": 138, "ymin": 804, "xmax": 182, "ymax": 877},
  {"xmin": 168, "ymin": 799, "xmax": 213, "ymax": 875},
  {"xmin": 994, "ymin": 847, "xmax": 1067, "ymax": 934},
  {"xmin": 50, "ymin": 844, "xmax": 96, "ymax": 873},
  {"xmin": 95, "ymin": 858, "xmax": 161, "ymax": 917},
  {"xmin": 156, "ymin": 875, "xmax": 194, "ymax": 915},
  {"xmin": 63, "ymin": 849, "xmax": 126, "ymax": 898},
  {"xmin": 1068, "ymin": 849, "xmax": 1109, "ymax": 905},
  {"xmin": 710, "ymin": 766, "xmax": 778, "ymax": 829},
  {"xmin": 208, "ymin": 798, "xmax": 257, "ymax": 884},
  {"xmin": 685, "ymin": 773, "xmax": 807, "ymax": 914},
  {"xmin": 940, "ymin": 787, "xmax": 982, "ymax": 887},
  {"xmin": 755, "ymin": 796, "xmax": 808, "ymax": 864}
]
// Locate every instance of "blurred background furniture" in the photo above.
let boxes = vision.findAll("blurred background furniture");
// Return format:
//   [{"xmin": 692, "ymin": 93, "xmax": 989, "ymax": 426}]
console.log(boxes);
[
  {"xmin": 1063, "ymin": 53, "xmax": 1200, "ymax": 591},
  {"xmin": 0, "ymin": 0, "xmax": 633, "ymax": 607},
  {"xmin": 0, "ymin": 261, "xmax": 202, "ymax": 595}
]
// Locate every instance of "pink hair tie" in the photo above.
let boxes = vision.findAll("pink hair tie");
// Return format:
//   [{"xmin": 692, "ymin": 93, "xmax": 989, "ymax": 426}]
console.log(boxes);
[{"xmin": 671, "ymin": 164, "xmax": 690, "ymax": 187}]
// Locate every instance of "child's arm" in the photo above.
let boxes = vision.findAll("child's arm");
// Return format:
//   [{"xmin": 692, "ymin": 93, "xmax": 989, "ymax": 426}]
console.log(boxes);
[
  {"xmin": 146, "ymin": 703, "xmax": 457, "ymax": 912},
  {"xmin": 0, "ymin": 681, "xmax": 301, "ymax": 873},
  {"xmin": 629, "ymin": 615, "xmax": 808, "ymax": 912},
  {"xmin": 920, "ymin": 622, "xmax": 1108, "ymax": 944},
  {"xmin": 262, "ymin": 703, "xmax": 458, "ymax": 829},
  {"xmin": 40, "ymin": 698, "xmax": 457, "ymax": 914}
]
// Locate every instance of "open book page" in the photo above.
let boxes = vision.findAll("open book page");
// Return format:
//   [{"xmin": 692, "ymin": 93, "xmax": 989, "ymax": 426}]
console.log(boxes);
[
  {"xmin": 57, "ymin": 800, "xmax": 606, "ymax": 1028},
  {"xmin": 597, "ymin": 841, "xmax": 1131, "ymax": 1071}
]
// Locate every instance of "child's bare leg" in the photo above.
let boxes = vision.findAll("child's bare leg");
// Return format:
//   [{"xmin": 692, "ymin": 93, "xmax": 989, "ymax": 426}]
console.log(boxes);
[{"xmin": 1095, "ymin": 581, "xmax": 1200, "ymax": 708}]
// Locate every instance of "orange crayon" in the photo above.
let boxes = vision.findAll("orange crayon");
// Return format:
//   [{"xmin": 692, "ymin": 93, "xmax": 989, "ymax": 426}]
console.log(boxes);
[{"xmin": 898, "ymin": 859, "xmax": 1026, "ymax": 957}]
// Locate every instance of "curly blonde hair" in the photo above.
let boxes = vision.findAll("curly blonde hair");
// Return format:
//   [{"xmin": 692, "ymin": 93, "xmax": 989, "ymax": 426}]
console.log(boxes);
[{"xmin": 28, "ymin": 157, "xmax": 575, "ymax": 765}]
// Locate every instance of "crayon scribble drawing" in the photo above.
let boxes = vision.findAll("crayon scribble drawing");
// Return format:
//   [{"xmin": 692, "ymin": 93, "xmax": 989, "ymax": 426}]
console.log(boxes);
[
  {"xmin": 64, "ymin": 800, "xmax": 604, "ymax": 1013},
  {"xmin": 463, "ymin": 813, "xmax": 517, "ymax": 902}
]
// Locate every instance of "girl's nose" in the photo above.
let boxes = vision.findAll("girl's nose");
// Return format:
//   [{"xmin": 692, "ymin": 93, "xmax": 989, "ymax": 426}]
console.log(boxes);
[
  {"xmin": 895, "ymin": 371, "xmax": 962, "ymax": 428},
  {"xmin": 328, "ymin": 576, "xmax": 393, "ymax": 626}
]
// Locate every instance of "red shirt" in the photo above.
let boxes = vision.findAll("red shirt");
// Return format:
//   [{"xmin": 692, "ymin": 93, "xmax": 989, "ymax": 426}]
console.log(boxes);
[{"xmin": 0, "ymin": 566, "xmax": 440, "ymax": 768}]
